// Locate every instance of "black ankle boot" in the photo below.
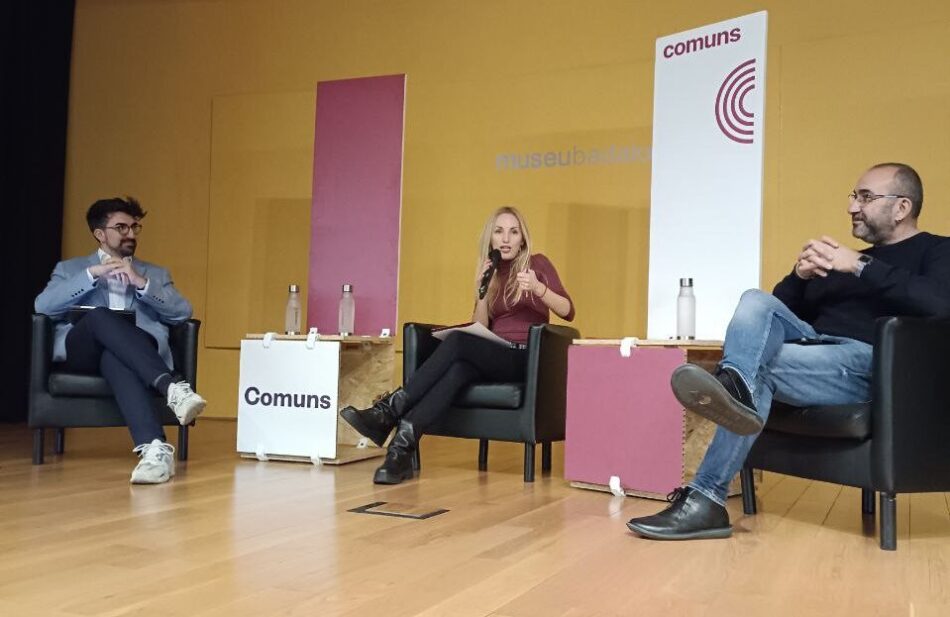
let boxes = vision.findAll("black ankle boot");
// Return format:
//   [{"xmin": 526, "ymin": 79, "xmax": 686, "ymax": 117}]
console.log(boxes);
[
  {"xmin": 670, "ymin": 364, "xmax": 764, "ymax": 435},
  {"xmin": 626, "ymin": 487, "xmax": 732, "ymax": 540},
  {"xmin": 341, "ymin": 388, "xmax": 409, "ymax": 447},
  {"xmin": 373, "ymin": 420, "xmax": 417, "ymax": 485}
]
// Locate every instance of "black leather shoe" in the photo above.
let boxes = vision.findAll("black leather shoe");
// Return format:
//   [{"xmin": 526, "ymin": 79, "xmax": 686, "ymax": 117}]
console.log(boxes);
[
  {"xmin": 341, "ymin": 388, "xmax": 409, "ymax": 447},
  {"xmin": 670, "ymin": 364, "xmax": 763, "ymax": 435},
  {"xmin": 626, "ymin": 487, "xmax": 732, "ymax": 540},
  {"xmin": 373, "ymin": 420, "xmax": 417, "ymax": 485}
]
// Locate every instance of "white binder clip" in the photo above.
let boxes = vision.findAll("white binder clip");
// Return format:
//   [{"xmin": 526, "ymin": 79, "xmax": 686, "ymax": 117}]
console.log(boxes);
[
  {"xmin": 379, "ymin": 328, "xmax": 391, "ymax": 338},
  {"xmin": 619, "ymin": 337, "xmax": 639, "ymax": 358},
  {"xmin": 262, "ymin": 332, "xmax": 277, "ymax": 348},
  {"xmin": 306, "ymin": 327, "xmax": 320, "ymax": 349},
  {"xmin": 608, "ymin": 475, "xmax": 626, "ymax": 497},
  {"xmin": 309, "ymin": 454, "xmax": 323, "ymax": 466},
  {"xmin": 254, "ymin": 445, "xmax": 269, "ymax": 462}
]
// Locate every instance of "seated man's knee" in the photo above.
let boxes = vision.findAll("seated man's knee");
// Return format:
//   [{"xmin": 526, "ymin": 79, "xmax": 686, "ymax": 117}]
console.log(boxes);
[
  {"xmin": 86, "ymin": 307, "xmax": 115, "ymax": 324},
  {"xmin": 738, "ymin": 288, "xmax": 770, "ymax": 304},
  {"xmin": 736, "ymin": 289, "xmax": 781, "ymax": 314}
]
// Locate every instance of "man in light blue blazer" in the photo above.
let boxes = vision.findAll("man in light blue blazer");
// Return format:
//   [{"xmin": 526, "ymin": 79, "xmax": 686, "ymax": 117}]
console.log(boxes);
[{"xmin": 35, "ymin": 197, "xmax": 207, "ymax": 484}]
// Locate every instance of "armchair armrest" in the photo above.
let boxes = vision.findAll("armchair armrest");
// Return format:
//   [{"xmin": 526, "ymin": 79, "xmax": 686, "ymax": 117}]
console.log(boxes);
[
  {"xmin": 523, "ymin": 324, "xmax": 580, "ymax": 440},
  {"xmin": 168, "ymin": 319, "xmax": 201, "ymax": 387},
  {"xmin": 30, "ymin": 314, "xmax": 54, "ymax": 395},
  {"xmin": 872, "ymin": 316, "xmax": 950, "ymax": 491},
  {"xmin": 403, "ymin": 322, "xmax": 442, "ymax": 384}
]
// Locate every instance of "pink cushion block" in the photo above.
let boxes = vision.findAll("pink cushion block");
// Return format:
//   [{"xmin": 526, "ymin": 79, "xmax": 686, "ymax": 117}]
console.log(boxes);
[{"xmin": 565, "ymin": 345, "xmax": 686, "ymax": 495}]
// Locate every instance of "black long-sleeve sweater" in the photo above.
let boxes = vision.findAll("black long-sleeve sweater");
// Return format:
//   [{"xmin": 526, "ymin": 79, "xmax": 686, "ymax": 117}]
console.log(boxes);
[{"xmin": 772, "ymin": 232, "xmax": 950, "ymax": 344}]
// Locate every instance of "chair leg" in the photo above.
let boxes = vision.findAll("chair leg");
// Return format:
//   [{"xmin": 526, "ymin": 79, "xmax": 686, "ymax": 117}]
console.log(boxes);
[
  {"xmin": 177, "ymin": 425, "xmax": 189, "ymax": 461},
  {"xmin": 880, "ymin": 492, "xmax": 897, "ymax": 550},
  {"xmin": 478, "ymin": 439, "xmax": 488, "ymax": 471},
  {"xmin": 523, "ymin": 443, "xmax": 535, "ymax": 483},
  {"xmin": 54, "ymin": 428, "xmax": 66, "ymax": 454},
  {"xmin": 740, "ymin": 466, "xmax": 757, "ymax": 514},
  {"xmin": 862, "ymin": 489, "xmax": 876, "ymax": 515},
  {"xmin": 33, "ymin": 429, "xmax": 45, "ymax": 465},
  {"xmin": 541, "ymin": 442, "xmax": 552, "ymax": 474}
]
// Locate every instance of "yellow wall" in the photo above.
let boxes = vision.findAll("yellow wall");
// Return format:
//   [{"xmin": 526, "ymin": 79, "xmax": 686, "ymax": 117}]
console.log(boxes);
[{"xmin": 65, "ymin": 0, "xmax": 950, "ymax": 417}]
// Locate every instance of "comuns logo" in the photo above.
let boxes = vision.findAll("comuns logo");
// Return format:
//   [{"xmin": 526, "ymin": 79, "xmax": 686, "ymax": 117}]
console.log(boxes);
[
  {"xmin": 243, "ymin": 386, "xmax": 333, "ymax": 410},
  {"xmin": 715, "ymin": 59, "xmax": 756, "ymax": 145}
]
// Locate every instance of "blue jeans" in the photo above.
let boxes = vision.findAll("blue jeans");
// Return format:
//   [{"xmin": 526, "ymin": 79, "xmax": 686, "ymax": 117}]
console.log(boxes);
[{"xmin": 689, "ymin": 289, "xmax": 873, "ymax": 505}]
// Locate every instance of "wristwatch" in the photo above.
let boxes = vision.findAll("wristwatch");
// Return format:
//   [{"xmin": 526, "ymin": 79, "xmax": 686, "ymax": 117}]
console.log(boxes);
[{"xmin": 854, "ymin": 254, "xmax": 873, "ymax": 278}]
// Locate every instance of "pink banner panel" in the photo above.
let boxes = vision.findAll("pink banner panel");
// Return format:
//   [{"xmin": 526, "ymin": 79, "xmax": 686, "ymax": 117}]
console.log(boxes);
[
  {"xmin": 565, "ymin": 346, "xmax": 686, "ymax": 494},
  {"xmin": 309, "ymin": 74, "xmax": 406, "ymax": 335}
]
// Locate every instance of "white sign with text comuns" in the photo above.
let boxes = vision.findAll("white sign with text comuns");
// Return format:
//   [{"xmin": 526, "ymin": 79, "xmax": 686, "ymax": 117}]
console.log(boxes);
[
  {"xmin": 237, "ymin": 339, "xmax": 340, "ymax": 460},
  {"xmin": 648, "ymin": 11, "xmax": 767, "ymax": 340}
]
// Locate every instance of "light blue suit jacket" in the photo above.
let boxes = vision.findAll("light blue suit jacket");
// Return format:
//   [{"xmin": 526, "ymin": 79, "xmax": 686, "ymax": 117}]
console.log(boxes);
[{"xmin": 34, "ymin": 252, "xmax": 193, "ymax": 369}]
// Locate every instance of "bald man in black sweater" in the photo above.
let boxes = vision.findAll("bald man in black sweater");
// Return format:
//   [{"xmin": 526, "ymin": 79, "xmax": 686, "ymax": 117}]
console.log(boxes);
[{"xmin": 628, "ymin": 162, "xmax": 950, "ymax": 541}]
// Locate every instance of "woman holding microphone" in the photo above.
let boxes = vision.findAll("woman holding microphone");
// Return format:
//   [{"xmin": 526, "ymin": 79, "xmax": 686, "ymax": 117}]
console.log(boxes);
[{"xmin": 342, "ymin": 206, "xmax": 575, "ymax": 484}]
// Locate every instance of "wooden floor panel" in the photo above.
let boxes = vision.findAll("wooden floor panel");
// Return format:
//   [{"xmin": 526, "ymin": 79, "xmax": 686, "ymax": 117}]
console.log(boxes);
[{"xmin": 1, "ymin": 420, "xmax": 948, "ymax": 616}]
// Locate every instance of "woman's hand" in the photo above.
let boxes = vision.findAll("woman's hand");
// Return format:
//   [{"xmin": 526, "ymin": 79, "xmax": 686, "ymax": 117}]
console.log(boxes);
[
  {"xmin": 475, "ymin": 258, "xmax": 494, "ymax": 298},
  {"xmin": 476, "ymin": 259, "xmax": 493, "ymax": 286},
  {"xmin": 472, "ymin": 259, "xmax": 493, "ymax": 325},
  {"xmin": 516, "ymin": 269, "xmax": 544, "ymax": 297}
]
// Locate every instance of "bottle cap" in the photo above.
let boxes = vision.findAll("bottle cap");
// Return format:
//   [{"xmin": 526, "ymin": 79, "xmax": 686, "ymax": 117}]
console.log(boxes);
[
  {"xmin": 679, "ymin": 278, "xmax": 693, "ymax": 287},
  {"xmin": 342, "ymin": 283, "xmax": 353, "ymax": 293},
  {"xmin": 288, "ymin": 284, "xmax": 299, "ymax": 293}
]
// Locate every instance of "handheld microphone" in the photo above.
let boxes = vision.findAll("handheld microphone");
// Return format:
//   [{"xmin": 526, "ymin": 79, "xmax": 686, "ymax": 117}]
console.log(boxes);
[{"xmin": 478, "ymin": 249, "xmax": 502, "ymax": 300}]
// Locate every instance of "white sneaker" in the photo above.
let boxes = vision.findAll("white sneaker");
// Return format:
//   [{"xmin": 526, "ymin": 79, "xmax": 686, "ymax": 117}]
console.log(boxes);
[
  {"xmin": 130, "ymin": 439, "xmax": 176, "ymax": 484},
  {"xmin": 167, "ymin": 381, "xmax": 206, "ymax": 425}
]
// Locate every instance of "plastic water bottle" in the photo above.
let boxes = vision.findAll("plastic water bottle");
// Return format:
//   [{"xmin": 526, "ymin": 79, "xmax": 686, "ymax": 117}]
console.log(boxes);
[
  {"xmin": 284, "ymin": 284, "xmax": 302, "ymax": 335},
  {"xmin": 676, "ymin": 278, "xmax": 696, "ymax": 339},
  {"xmin": 338, "ymin": 284, "xmax": 355, "ymax": 336}
]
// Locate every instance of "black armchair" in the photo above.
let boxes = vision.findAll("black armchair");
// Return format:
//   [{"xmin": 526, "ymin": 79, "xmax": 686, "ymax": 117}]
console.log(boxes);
[
  {"xmin": 740, "ymin": 316, "xmax": 950, "ymax": 550},
  {"xmin": 403, "ymin": 322, "xmax": 579, "ymax": 482},
  {"xmin": 28, "ymin": 313, "xmax": 201, "ymax": 465}
]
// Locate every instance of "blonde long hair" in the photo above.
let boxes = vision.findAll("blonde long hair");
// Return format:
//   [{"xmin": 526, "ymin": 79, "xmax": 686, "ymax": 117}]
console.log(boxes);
[{"xmin": 475, "ymin": 206, "xmax": 533, "ymax": 314}]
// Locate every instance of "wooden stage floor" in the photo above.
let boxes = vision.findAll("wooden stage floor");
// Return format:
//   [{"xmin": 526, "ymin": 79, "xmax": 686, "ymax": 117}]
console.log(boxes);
[{"xmin": 1, "ymin": 419, "xmax": 948, "ymax": 616}]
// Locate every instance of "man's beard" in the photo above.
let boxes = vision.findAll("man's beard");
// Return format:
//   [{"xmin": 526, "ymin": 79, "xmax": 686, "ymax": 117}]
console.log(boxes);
[
  {"xmin": 852, "ymin": 216, "xmax": 893, "ymax": 245},
  {"xmin": 117, "ymin": 239, "xmax": 137, "ymax": 257}
]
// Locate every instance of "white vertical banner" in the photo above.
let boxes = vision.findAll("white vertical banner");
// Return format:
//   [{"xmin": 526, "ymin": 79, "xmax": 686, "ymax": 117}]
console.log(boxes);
[{"xmin": 648, "ymin": 11, "xmax": 768, "ymax": 340}]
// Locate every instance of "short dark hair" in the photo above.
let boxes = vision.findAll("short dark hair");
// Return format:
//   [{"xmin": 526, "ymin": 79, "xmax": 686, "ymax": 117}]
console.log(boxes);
[
  {"xmin": 86, "ymin": 197, "xmax": 147, "ymax": 232},
  {"xmin": 871, "ymin": 162, "xmax": 924, "ymax": 218}
]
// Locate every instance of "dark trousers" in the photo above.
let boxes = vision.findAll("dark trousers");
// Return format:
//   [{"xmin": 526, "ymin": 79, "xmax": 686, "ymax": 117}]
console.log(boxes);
[
  {"xmin": 64, "ymin": 308, "xmax": 170, "ymax": 445},
  {"xmin": 402, "ymin": 332, "xmax": 527, "ymax": 434}
]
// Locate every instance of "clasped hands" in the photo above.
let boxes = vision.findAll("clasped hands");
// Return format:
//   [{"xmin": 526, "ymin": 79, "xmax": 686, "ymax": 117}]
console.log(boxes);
[
  {"xmin": 794, "ymin": 236, "xmax": 862, "ymax": 279},
  {"xmin": 89, "ymin": 257, "xmax": 148, "ymax": 289}
]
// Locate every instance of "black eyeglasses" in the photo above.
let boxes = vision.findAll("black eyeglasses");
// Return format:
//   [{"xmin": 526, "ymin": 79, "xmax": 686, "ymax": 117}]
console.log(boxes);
[
  {"xmin": 848, "ymin": 190, "xmax": 908, "ymax": 206},
  {"xmin": 103, "ymin": 223, "xmax": 143, "ymax": 236}
]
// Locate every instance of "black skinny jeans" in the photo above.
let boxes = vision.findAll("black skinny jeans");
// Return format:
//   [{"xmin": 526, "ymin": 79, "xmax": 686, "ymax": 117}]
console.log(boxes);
[{"xmin": 401, "ymin": 331, "xmax": 527, "ymax": 433}]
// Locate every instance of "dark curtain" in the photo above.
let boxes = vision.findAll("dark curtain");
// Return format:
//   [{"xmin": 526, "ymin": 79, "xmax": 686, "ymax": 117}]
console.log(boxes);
[{"xmin": 0, "ymin": 1, "xmax": 75, "ymax": 421}]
